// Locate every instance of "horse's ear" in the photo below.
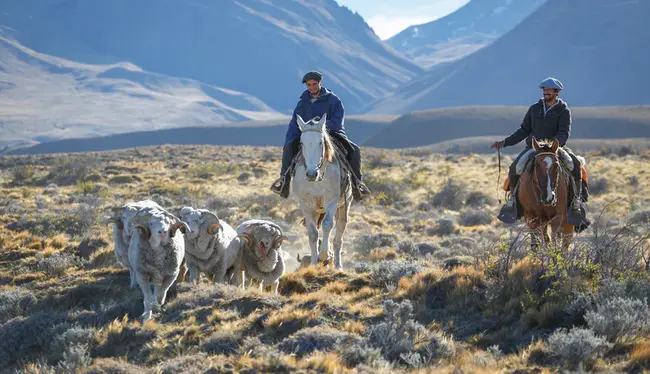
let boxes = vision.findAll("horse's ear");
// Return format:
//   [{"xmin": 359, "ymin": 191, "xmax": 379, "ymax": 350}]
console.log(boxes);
[
  {"xmin": 532, "ymin": 136, "xmax": 541, "ymax": 153},
  {"xmin": 296, "ymin": 115, "xmax": 306, "ymax": 132},
  {"xmin": 317, "ymin": 113, "xmax": 327, "ymax": 130},
  {"xmin": 551, "ymin": 138, "xmax": 559, "ymax": 153}
]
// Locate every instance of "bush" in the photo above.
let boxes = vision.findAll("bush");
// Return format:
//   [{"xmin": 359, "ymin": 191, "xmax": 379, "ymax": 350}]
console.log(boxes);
[
  {"xmin": 546, "ymin": 327, "xmax": 612, "ymax": 369},
  {"xmin": 46, "ymin": 156, "xmax": 100, "ymax": 186},
  {"xmin": 278, "ymin": 327, "xmax": 359, "ymax": 357},
  {"xmin": 352, "ymin": 234, "xmax": 398, "ymax": 255},
  {"xmin": 366, "ymin": 261, "xmax": 424, "ymax": 289},
  {"xmin": 465, "ymin": 191, "xmax": 496, "ymax": 207},
  {"xmin": 459, "ymin": 209, "xmax": 493, "ymax": 226},
  {"xmin": 589, "ymin": 177, "xmax": 609, "ymax": 195},
  {"xmin": 397, "ymin": 240, "xmax": 419, "ymax": 257},
  {"xmin": 11, "ymin": 165, "xmax": 36, "ymax": 185},
  {"xmin": 428, "ymin": 218, "xmax": 458, "ymax": 236},
  {"xmin": 367, "ymin": 299, "xmax": 455, "ymax": 366},
  {"xmin": 585, "ymin": 297, "xmax": 650, "ymax": 343},
  {"xmin": 36, "ymin": 252, "xmax": 79, "ymax": 277},
  {"xmin": 0, "ymin": 290, "xmax": 37, "ymax": 325},
  {"xmin": 431, "ymin": 179, "xmax": 467, "ymax": 210},
  {"xmin": 339, "ymin": 342, "xmax": 390, "ymax": 369}
]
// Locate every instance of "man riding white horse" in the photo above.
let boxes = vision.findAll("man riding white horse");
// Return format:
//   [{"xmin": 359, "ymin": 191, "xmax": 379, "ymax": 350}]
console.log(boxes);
[
  {"xmin": 270, "ymin": 71, "xmax": 371, "ymax": 202},
  {"xmin": 491, "ymin": 77, "xmax": 590, "ymax": 232}
]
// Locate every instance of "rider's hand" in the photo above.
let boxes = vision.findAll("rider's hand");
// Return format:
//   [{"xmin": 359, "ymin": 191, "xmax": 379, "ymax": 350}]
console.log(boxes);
[{"xmin": 490, "ymin": 140, "xmax": 505, "ymax": 150}]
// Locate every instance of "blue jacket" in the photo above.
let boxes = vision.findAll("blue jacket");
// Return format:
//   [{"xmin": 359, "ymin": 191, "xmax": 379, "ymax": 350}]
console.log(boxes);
[{"xmin": 284, "ymin": 87, "xmax": 346, "ymax": 144}]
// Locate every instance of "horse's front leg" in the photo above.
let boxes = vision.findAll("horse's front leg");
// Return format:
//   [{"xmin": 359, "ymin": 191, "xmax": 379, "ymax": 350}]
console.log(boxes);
[
  {"xmin": 332, "ymin": 201, "xmax": 351, "ymax": 270},
  {"xmin": 300, "ymin": 201, "xmax": 321, "ymax": 266},
  {"xmin": 319, "ymin": 198, "xmax": 339, "ymax": 265}
]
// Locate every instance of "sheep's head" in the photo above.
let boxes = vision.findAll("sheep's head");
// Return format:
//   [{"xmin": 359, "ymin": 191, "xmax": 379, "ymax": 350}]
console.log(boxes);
[
  {"xmin": 179, "ymin": 207, "xmax": 221, "ymax": 239},
  {"xmin": 133, "ymin": 212, "xmax": 190, "ymax": 248},
  {"xmin": 237, "ymin": 221, "xmax": 288, "ymax": 258}
]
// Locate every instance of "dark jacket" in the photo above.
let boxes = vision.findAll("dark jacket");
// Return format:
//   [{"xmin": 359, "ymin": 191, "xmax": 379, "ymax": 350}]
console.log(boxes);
[
  {"xmin": 284, "ymin": 87, "xmax": 346, "ymax": 144},
  {"xmin": 504, "ymin": 98, "xmax": 571, "ymax": 148}
]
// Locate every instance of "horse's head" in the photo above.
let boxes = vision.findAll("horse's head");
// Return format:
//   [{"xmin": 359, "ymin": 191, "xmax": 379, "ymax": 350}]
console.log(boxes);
[
  {"xmin": 297, "ymin": 113, "xmax": 333, "ymax": 182},
  {"xmin": 531, "ymin": 136, "xmax": 561, "ymax": 206}
]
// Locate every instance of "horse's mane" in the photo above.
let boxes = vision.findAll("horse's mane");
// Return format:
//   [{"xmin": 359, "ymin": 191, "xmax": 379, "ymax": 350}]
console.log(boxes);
[{"xmin": 321, "ymin": 128, "xmax": 334, "ymax": 163}]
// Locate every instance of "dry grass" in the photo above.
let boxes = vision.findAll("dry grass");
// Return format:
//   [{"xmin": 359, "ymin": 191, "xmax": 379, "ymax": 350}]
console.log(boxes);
[{"xmin": 0, "ymin": 145, "xmax": 648, "ymax": 372}]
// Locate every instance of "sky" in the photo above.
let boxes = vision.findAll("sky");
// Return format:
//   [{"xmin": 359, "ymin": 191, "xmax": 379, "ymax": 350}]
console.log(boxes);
[{"xmin": 337, "ymin": 0, "xmax": 470, "ymax": 40}]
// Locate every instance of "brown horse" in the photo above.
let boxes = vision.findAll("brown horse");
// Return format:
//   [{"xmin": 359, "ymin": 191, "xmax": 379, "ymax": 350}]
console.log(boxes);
[{"xmin": 518, "ymin": 137, "xmax": 574, "ymax": 251}]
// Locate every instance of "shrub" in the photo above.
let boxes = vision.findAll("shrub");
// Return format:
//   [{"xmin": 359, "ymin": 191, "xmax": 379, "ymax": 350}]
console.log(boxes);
[
  {"xmin": 589, "ymin": 177, "xmax": 609, "ymax": 195},
  {"xmin": 397, "ymin": 240, "xmax": 419, "ymax": 257},
  {"xmin": 278, "ymin": 327, "xmax": 359, "ymax": 357},
  {"xmin": 459, "ymin": 209, "xmax": 493, "ymax": 226},
  {"xmin": 11, "ymin": 165, "xmax": 36, "ymax": 185},
  {"xmin": 546, "ymin": 327, "xmax": 612, "ymax": 369},
  {"xmin": 585, "ymin": 297, "xmax": 650, "ymax": 343},
  {"xmin": 431, "ymin": 179, "xmax": 467, "ymax": 210},
  {"xmin": 36, "ymin": 252, "xmax": 79, "ymax": 277},
  {"xmin": 46, "ymin": 156, "xmax": 100, "ymax": 186},
  {"xmin": 0, "ymin": 290, "xmax": 37, "ymax": 325},
  {"xmin": 366, "ymin": 261, "xmax": 424, "ymax": 289},
  {"xmin": 367, "ymin": 299, "xmax": 455, "ymax": 366},
  {"xmin": 339, "ymin": 342, "xmax": 390, "ymax": 369},
  {"xmin": 428, "ymin": 218, "xmax": 458, "ymax": 236},
  {"xmin": 465, "ymin": 191, "xmax": 496, "ymax": 207},
  {"xmin": 352, "ymin": 234, "xmax": 398, "ymax": 255}
]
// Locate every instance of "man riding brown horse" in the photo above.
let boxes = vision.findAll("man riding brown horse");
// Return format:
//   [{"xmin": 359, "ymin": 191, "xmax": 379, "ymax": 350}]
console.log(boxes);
[{"xmin": 491, "ymin": 77, "xmax": 590, "ymax": 232}]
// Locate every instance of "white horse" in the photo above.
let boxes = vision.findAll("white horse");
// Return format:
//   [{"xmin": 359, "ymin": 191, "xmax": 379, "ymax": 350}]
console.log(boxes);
[{"xmin": 292, "ymin": 113, "xmax": 353, "ymax": 270}]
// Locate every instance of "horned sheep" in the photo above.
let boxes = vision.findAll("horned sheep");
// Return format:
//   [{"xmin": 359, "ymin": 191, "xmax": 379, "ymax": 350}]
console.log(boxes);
[
  {"xmin": 178, "ymin": 206, "xmax": 241, "ymax": 284},
  {"xmin": 233, "ymin": 219, "xmax": 288, "ymax": 295},
  {"xmin": 127, "ymin": 208, "xmax": 190, "ymax": 320}
]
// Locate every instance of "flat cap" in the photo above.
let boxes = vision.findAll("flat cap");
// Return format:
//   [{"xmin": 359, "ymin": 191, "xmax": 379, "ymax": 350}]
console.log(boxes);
[{"xmin": 302, "ymin": 70, "xmax": 323, "ymax": 83}]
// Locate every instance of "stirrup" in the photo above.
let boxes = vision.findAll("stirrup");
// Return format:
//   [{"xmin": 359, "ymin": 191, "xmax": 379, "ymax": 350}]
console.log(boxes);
[{"xmin": 270, "ymin": 178, "xmax": 284, "ymax": 193}]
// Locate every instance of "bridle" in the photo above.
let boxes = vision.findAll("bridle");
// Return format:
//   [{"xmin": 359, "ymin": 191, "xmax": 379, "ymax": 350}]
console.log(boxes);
[
  {"xmin": 299, "ymin": 126, "xmax": 326, "ymax": 181},
  {"xmin": 531, "ymin": 151, "xmax": 561, "ymax": 207}
]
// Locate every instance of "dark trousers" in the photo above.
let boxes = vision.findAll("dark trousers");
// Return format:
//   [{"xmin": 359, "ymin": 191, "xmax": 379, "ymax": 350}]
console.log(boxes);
[{"xmin": 280, "ymin": 133, "xmax": 363, "ymax": 181}]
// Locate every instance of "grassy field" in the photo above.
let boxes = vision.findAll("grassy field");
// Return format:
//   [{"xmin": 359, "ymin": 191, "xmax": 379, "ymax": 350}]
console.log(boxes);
[{"xmin": 1, "ymin": 145, "xmax": 649, "ymax": 373}]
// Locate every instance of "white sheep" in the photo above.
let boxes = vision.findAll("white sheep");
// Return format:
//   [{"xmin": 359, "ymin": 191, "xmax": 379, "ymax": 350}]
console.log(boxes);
[
  {"xmin": 178, "ymin": 206, "xmax": 241, "ymax": 284},
  {"xmin": 128, "ymin": 209, "xmax": 190, "ymax": 320},
  {"xmin": 107, "ymin": 199, "xmax": 169, "ymax": 288},
  {"xmin": 233, "ymin": 220, "xmax": 288, "ymax": 295}
]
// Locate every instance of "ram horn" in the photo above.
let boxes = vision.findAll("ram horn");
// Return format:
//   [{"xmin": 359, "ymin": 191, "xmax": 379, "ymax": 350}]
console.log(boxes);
[
  {"xmin": 237, "ymin": 233, "xmax": 253, "ymax": 247},
  {"xmin": 169, "ymin": 222, "xmax": 191, "ymax": 237},
  {"xmin": 207, "ymin": 223, "xmax": 221, "ymax": 236},
  {"xmin": 135, "ymin": 225, "xmax": 151, "ymax": 240}
]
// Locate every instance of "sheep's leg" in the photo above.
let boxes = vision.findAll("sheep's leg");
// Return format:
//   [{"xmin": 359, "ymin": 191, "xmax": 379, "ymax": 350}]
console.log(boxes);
[
  {"xmin": 188, "ymin": 264, "xmax": 200, "ymax": 284},
  {"xmin": 213, "ymin": 263, "xmax": 228, "ymax": 284},
  {"xmin": 258, "ymin": 280, "xmax": 264, "ymax": 292},
  {"xmin": 155, "ymin": 272, "xmax": 178, "ymax": 307},
  {"xmin": 319, "ymin": 199, "xmax": 339, "ymax": 264},
  {"xmin": 332, "ymin": 202, "xmax": 350, "ymax": 270},
  {"xmin": 137, "ymin": 278, "xmax": 154, "ymax": 321},
  {"xmin": 236, "ymin": 267, "xmax": 246, "ymax": 290},
  {"xmin": 273, "ymin": 280, "xmax": 279, "ymax": 296},
  {"xmin": 128, "ymin": 267, "xmax": 137, "ymax": 289}
]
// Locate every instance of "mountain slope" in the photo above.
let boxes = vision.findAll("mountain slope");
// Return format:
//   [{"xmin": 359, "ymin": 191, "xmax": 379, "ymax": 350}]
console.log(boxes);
[
  {"xmin": 6, "ymin": 115, "xmax": 397, "ymax": 155},
  {"xmin": 363, "ymin": 106, "xmax": 650, "ymax": 149},
  {"xmin": 0, "ymin": 36, "xmax": 281, "ymax": 148},
  {"xmin": 1, "ymin": 0, "xmax": 422, "ymax": 114},
  {"xmin": 367, "ymin": 0, "xmax": 650, "ymax": 114},
  {"xmin": 388, "ymin": 0, "xmax": 545, "ymax": 68}
]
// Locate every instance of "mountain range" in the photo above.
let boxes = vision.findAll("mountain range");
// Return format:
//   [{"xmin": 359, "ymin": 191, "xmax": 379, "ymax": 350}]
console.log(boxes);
[
  {"xmin": 1, "ymin": 0, "xmax": 649, "ymax": 151},
  {"xmin": 387, "ymin": 0, "xmax": 546, "ymax": 68},
  {"xmin": 367, "ymin": 0, "xmax": 650, "ymax": 114},
  {"xmin": 0, "ymin": 0, "xmax": 421, "ymax": 115}
]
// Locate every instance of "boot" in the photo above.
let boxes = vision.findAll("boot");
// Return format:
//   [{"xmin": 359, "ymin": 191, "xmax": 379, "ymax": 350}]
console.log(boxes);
[
  {"xmin": 566, "ymin": 176, "xmax": 589, "ymax": 230},
  {"xmin": 352, "ymin": 179, "xmax": 371, "ymax": 202},
  {"xmin": 497, "ymin": 174, "xmax": 519, "ymax": 224},
  {"xmin": 270, "ymin": 174, "xmax": 292, "ymax": 199}
]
